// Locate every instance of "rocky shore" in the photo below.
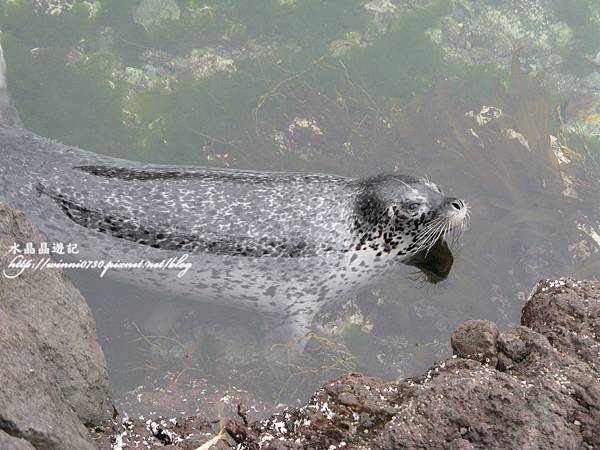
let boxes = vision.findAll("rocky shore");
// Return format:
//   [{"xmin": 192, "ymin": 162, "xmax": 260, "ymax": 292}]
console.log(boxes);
[
  {"xmin": 0, "ymin": 203, "xmax": 113, "ymax": 449},
  {"xmin": 1, "ymin": 203, "xmax": 599, "ymax": 449},
  {"xmin": 236, "ymin": 278, "xmax": 599, "ymax": 449},
  {"xmin": 90, "ymin": 278, "xmax": 600, "ymax": 450},
  {"xmin": 95, "ymin": 284, "xmax": 600, "ymax": 446}
]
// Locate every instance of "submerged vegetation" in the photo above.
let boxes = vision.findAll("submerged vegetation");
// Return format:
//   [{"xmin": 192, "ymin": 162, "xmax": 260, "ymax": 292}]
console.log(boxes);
[
  {"xmin": 0, "ymin": 0, "xmax": 598, "ymax": 165},
  {"xmin": 2, "ymin": 0, "xmax": 600, "ymax": 402},
  {"xmin": 0, "ymin": 0, "xmax": 501, "ymax": 165}
]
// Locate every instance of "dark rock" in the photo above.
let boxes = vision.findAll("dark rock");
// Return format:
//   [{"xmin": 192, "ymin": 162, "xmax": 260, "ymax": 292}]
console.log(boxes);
[
  {"xmin": 451, "ymin": 319, "xmax": 499, "ymax": 365},
  {"xmin": 91, "ymin": 371, "xmax": 280, "ymax": 449},
  {"xmin": 0, "ymin": 430, "xmax": 36, "ymax": 450},
  {"xmin": 115, "ymin": 372, "xmax": 277, "ymax": 423},
  {"xmin": 230, "ymin": 278, "xmax": 600, "ymax": 449},
  {"xmin": 91, "ymin": 414, "xmax": 230, "ymax": 450},
  {"xmin": 0, "ymin": 204, "xmax": 113, "ymax": 449},
  {"xmin": 337, "ymin": 392, "xmax": 360, "ymax": 407}
]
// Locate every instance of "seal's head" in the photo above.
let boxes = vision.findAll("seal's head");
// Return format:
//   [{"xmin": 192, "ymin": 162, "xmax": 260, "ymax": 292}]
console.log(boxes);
[{"xmin": 352, "ymin": 174, "xmax": 470, "ymax": 257}]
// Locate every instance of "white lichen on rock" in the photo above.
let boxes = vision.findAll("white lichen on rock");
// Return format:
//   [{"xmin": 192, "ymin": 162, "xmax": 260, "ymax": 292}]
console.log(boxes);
[
  {"xmin": 188, "ymin": 49, "xmax": 237, "ymax": 80},
  {"xmin": 465, "ymin": 105, "xmax": 503, "ymax": 126},
  {"xmin": 288, "ymin": 117, "xmax": 324, "ymax": 136},
  {"xmin": 133, "ymin": 0, "xmax": 181, "ymax": 31}
]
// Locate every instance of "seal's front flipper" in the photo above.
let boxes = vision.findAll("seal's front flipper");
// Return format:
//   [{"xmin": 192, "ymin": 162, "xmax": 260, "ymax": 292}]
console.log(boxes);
[
  {"xmin": 262, "ymin": 308, "xmax": 317, "ymax": 362},
  {"xmin": 143, "ymin": 300, "xmax": 191, "ymax": 337}
]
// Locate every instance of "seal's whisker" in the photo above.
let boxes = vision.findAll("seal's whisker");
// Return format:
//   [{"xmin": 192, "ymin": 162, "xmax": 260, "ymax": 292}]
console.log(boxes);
[
  {"xmin": 418, "ymin": 218, "xmax": 447, "ymax": 241},
  {"xmin": 396, "ymin": 178, "xmax": 419, "ymax": 194},
  {"xmin": 432, "ymin": 221, "xmax": 450, "ymax": 251},
  {"xmin": 414, "ymin": 230, "xmax": 436, "ymax": 247},
  {"xmin": 415, "ymin": 218, "xmax": 445, "ymax": 241},
  {"xmin": 415, "ymin": 224, "xmax": 444, "ymax": 251},
  {"xmin": 423, "ymin": 222, "xmax": 445, "ymax": 256},
  {"xmin": 415, "ymin": 224, "xmax": 439, "ymax": 243},
  {"xmin": 420, "ymin": 228, "xmax": 444, "ymax": 250},
  {"xmin": 444, "ymin": 221, "xmax": 452, "ymax": 242},
  {"xmin": 437, "ymin": 221, "xmax": 451, "ymax": 246},
  {"xmin": 461, "ymin": 203, "xmax": 472, "ymax": 230},
  {"xmin": 416, "ymin": 219, "xmax": 448, "ymax": 254},
  {"xmin": 451, "ymin": 228, "xmax": 462, "ymax": 247},
  {"xmin": 416, "ymin": 219, "xmax": 445, "ymax": 243},
  {"xmin": 427, "ymin": 221, "xmax": 450, "ymax": 256}
]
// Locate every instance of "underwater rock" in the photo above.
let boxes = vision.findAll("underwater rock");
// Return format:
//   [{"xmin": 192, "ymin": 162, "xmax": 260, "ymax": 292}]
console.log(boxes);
[
  {"xmin": 581, "ymin": 72, "xmax": 600, "ymax": 91},
  {"xmin": 117, "ymin": 44, "xmax": 269, "ymax": 94},
  {"xmin": 563, "ymin": 90, "xmax": 600, "ymax": 139},
  {"xmin": 92, "ymin": 372, "xmax": 279, "ymax": 449},
  {"xmin": 133, "ymin": 0, "xmax": 181, "ymax": 31},
  {"xmin": 188, "ymin": 48, "xmax": 237, "ymax": 80},
  {"xmin": 116, "ymin": 373, "xmax": 277, "ymax": 424},
  {"xmin": 33, "ymin": 0, "xmax": 74, "ymax": 16},
  {"xmin": 437, "ymin": 0, "xmax": 566, "ymax": 64},
  {"xmin": 224, "ymin": 278, "xmax": 600, "ymax": 449},
  {"xmin": 364, "ymin": 0, "xmax": 398, "ymax": 34},
  {"xmin": 430, "ymin": 0, "xmax": 599, "ymax": 95},
  {"xmin": 0, "ymin": 203, "xmax": 113, "ymax": 449}
]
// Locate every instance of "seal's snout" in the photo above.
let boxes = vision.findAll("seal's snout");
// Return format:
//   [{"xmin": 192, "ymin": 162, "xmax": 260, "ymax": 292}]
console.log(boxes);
[
  {"xmin": 442, "ymin": 197, "xmax": 470, "ymax": 230},
  {"xmin": 449, "ymin": 198, "xmax": 465, "ymax": 211}
]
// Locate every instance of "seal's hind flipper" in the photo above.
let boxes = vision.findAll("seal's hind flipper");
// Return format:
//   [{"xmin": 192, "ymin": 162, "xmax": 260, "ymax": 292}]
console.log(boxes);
[
  {"xmin": 36, "ymin": 183, "xmax": 196, "ymax": 250},
  {"xmin": 37, "ymin": 183, "xmax": 314, "ymax": 257}
]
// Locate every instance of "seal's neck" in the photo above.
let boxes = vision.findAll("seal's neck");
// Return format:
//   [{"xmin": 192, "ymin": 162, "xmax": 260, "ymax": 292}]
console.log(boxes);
[{"xmin": 349, "ymin": 205, "xmax": 417, "ymax": 260}]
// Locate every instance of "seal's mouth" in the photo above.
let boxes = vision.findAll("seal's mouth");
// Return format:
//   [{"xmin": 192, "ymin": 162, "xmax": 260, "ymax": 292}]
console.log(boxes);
[{"xmin": 413, "ymin": 198, "xmax": 470, "ymax": 254}]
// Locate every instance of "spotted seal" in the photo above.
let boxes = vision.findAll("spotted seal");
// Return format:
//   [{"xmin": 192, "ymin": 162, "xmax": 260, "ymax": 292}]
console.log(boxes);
[{"xmin": 0, "ymin": 44, "xmax": 470, "ymax": 348}]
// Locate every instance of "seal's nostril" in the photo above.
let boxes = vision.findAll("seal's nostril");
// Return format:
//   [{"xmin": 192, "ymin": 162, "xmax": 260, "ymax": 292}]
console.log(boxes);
[{"xmin": 451, "ymin": 200, "xmax": 463, "ymax": 210}]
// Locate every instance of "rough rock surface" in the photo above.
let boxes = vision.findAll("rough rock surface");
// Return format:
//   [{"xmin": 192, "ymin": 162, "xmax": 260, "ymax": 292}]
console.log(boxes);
[
  {"xmin": 224, "ymin": 278, "xmax": 599, "ymax": 449},
  {"xmin": 91, "ymin": 371, "xmax": 282, "ymax": 450},
  {"xmin": 0, "ymin": 430, "xmax": 36, "ymax": 450},
  {"xmin": 0, "ymin": 203, "xmax": 113, "ymax": 449},
  {"xmin": 451, "ymin": 319, "xmax": 499, "ymax": 366}
]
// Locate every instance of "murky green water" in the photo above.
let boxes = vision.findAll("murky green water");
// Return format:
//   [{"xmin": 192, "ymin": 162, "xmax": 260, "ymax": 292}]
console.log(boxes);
[{"xmin": 2, "ymin": 0, "xmax": 600, "ymax": 407}]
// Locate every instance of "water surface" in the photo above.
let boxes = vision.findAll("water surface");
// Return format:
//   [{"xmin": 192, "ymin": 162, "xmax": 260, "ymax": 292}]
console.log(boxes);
[{"xmin": 2, "ymin": 0, "xmax": 600, "ymax": 407}]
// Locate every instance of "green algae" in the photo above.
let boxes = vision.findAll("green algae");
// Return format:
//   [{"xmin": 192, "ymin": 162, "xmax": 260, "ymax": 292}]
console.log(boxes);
[
  {"xmin": 340, "ymin": 1, "xmax": 449, "ymax": 106},
  {"xmin": 449, "ymin": 64, "xmax": 510, "ymax": 109},
  {"xmin": 0, "ymin": 0, "xmax": 470, "ymax": 164},
  {"xmin": 554, "ymin": 0, "xmax": 600, "ymax": 75},
  {"xmin": 2, "ymin": 33, "xmax": 131, "ymax": 154},
  {"xmin": 128, "ymin": 63, "xmax": 273, "ymax": 164},
  {"xmin": 0, "ymin": 0, "xmax": 583, "ymax": 168},
  {"xmin": 0, "ymin": 2, "xmax": 95, "ymax": 48},
  {"xmin": 565, "ymin": 130, "xmax": 600, "ymax": 162}
]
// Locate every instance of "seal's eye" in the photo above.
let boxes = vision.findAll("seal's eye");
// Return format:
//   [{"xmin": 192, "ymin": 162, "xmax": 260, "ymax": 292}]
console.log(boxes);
[{"xmin": 407, "ymin": 202, "xmax": 420, "ymax": 211}]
